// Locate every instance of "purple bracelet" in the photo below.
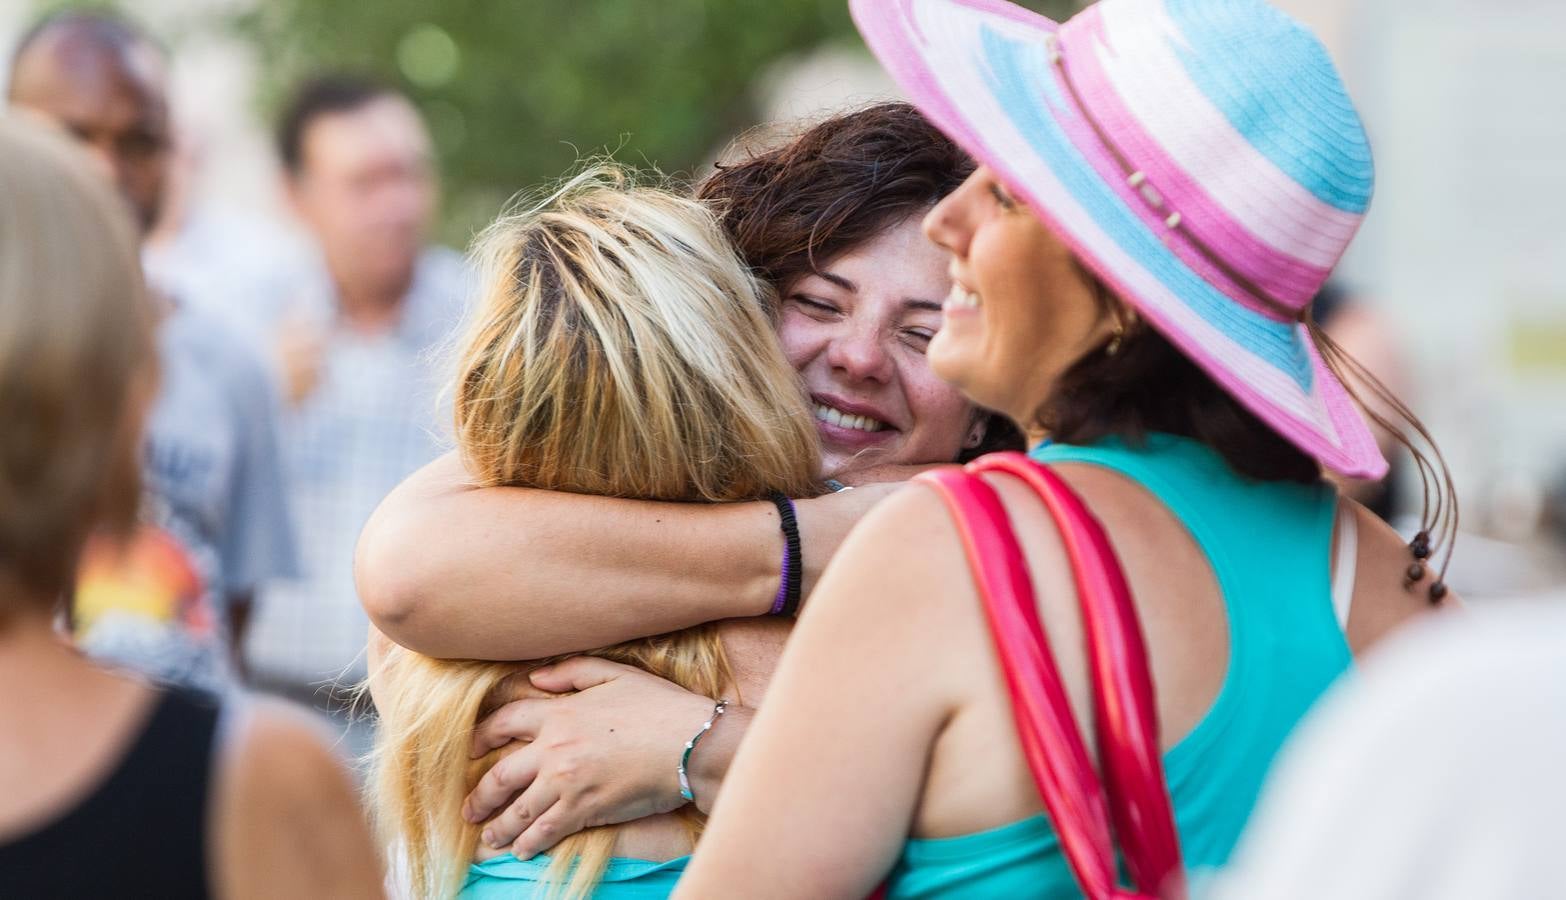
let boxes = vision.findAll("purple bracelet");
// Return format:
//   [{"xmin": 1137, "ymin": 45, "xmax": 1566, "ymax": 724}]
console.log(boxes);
[
  {"xmin": 766, "ymin": 492, "xmax": 801, "ymax": 616},
  {"xmin": 770, "ymin": 545, "xmax": 791, "ymax": 615}
]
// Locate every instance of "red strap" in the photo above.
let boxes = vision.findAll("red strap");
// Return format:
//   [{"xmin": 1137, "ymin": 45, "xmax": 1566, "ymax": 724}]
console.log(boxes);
[{"xmin": 917, "ymin": 453, "xmax": 1184, "ymax": 900}]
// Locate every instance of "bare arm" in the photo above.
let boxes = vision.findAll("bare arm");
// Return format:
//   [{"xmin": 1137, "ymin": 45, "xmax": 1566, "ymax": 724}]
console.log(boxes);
[
  {"xmin": 214, "ymin": 702, "xmax": 384, "ymax": 900},
  {"xmin": 354, "ymin": 451, "xmax": 899, "ymax": 660},
  {"xmin": 676, "ymin": 487, "xmax": 969, "ymax": 898}
]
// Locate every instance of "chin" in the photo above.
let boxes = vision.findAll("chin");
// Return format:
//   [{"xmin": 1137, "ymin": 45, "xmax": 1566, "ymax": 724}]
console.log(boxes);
[
  {"xmin": 931, "ymin": 352, "xmax": 1010, "ymax": 421},
  {"xmin": 928, "ymin": 335, "xmax": 982, "ymax": 395}
]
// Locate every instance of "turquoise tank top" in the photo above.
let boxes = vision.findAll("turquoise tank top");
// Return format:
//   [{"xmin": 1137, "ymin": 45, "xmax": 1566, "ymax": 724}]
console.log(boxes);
[
  {"xmin": 459, "ymin": 853, "xmax": 687, "ymax": 899},
  {"xmin": 887, "ymin": 434, "xmax": 1352, "ymax": 898}
]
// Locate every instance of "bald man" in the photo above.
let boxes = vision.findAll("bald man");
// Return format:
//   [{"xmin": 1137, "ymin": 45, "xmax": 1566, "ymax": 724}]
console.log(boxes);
[
  {"xmin": 8, "ymin": 12, "xmax": 170, "ymax": 230},
  {"xmin": 8, "ymin": 11, "xmax": 298, "ymax": 695}
]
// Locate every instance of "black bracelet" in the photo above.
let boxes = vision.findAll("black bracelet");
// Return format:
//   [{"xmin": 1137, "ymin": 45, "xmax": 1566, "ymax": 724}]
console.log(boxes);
[{"xmin": 766, "ymin": 492, "xmax": 802, "ymax": 617}]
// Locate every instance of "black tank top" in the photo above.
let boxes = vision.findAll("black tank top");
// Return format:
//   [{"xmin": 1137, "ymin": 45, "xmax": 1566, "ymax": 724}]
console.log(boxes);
[{"xmin": 0, "ymin": 688, "xmax": 220, "ymax": 898}]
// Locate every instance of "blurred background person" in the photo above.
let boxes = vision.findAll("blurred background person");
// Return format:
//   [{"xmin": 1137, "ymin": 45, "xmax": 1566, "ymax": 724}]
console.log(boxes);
[
  {"xmin": 0, "ymin": 114, "xmax": 381, "ymax": 900},
  {"xmin": 239, "ymin": 74, "xmax": 467, "ymax": 746},
  {"xmin": 5, "ymin": 9, "xmax": 297, "ymax": 696},
  {"xmin": 1209, "ymin": 603, "xmax": 1566, "ymax": 898}
]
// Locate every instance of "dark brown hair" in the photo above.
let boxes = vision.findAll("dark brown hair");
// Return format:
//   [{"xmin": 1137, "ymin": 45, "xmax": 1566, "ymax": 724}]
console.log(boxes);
[
  {"xmin": 276, "ymin": 73, "xmax": 399, "ymax": 175},
  {"xmin": 696, "ymin": 102, "xmax": 1023, "ymax": 460},
  {"xmin": 1039, "ymin": 268, "xmax": 1319, "ymax": 484},
  {"xmin": 696, "ymin": 102, "xmax": 973, "ymax": 296},
  {"xmin": 1043, "ymin": 326, "xmax": 1320, "ymax": 483}
]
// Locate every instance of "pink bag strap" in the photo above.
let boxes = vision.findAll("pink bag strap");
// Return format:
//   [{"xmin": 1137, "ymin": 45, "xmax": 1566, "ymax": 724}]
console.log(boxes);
[{"xmin": 917, "ymin": 452, "xmax": 1184, "ymax": 900}]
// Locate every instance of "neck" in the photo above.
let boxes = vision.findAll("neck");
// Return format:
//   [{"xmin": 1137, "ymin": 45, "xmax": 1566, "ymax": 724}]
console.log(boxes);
[
  {"xmin": 333, "ymin": 277, "xmax": 410, "ymax": 333},
  {"xmin": 0, "ymin": 603, "xmax": 78, "ymax": 685}
]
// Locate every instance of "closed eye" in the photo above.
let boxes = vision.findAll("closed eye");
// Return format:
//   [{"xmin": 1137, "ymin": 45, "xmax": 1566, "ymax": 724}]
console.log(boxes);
[
  {"xmin": 789, "ymin": 295, "xmax": 840, "ymax": 316},
  {"xmin": 989, "ymin": 182, "xmax": 1017, "ymax": 210}
]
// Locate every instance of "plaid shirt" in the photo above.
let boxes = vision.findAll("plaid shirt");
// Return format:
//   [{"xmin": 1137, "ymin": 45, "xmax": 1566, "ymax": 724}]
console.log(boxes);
[{"xmin": 243, "ymin": 248, "xmax": 468, "ymax": 687}]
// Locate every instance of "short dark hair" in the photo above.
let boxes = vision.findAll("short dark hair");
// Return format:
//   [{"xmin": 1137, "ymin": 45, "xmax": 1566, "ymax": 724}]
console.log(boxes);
[
  {"xmin": 697, "ymin": 102, "xmax": 1024, "ymax": 462},
  {"xmin": 696, "ymin": 102, "xmax": 974, "ymax": 297},
  {"xmin": 275, "ymin": 73, "xmax": 396, "ymax": 174},
  {"xmin": 1039, "ymin": 273, "xmax": 1319, "ymax": 483}
]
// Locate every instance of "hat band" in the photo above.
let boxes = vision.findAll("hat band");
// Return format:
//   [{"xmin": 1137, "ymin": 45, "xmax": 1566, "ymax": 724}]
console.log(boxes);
[{"xmin": 1046, "ymin": 33, "xmax": 1305, "ymax": 324}]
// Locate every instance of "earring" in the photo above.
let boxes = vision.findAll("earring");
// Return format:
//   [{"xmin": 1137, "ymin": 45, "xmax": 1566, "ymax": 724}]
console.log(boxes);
[{"xmin": 1105, "ymin": 322, "xmax": 1125, "ymax": 357}]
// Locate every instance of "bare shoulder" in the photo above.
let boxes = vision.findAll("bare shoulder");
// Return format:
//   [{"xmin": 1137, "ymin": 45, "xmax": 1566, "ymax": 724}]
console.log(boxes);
[
  {"xmin": 213, "ymin": 700, "xmax": 384, "ymax": 900},
  {"xmin": 220, "ymin": 699, "xmax": 353, "ymax": 791},
  {"xmin": 1344, "ymin": 498, "xmax": 1458, "ymax": 655},
  {"xmin": 830, "ymin": 479, "xmax": 969, "ymax": 578},
  {"xmin": 806, "ymin": 479, "xmax": 976, "ymax": 632}
]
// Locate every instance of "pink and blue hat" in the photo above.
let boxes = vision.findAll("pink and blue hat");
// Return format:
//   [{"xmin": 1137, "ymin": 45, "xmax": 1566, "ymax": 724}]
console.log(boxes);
[{"xmin": 850, "ymin": 0, "xmax": 1387, "ymax": 478}]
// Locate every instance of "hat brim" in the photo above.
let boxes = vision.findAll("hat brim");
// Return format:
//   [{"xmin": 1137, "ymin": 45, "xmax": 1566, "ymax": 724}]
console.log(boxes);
[{"xmin": 851, "ymin": 0, "xmax": 1387, "ymax": 479}]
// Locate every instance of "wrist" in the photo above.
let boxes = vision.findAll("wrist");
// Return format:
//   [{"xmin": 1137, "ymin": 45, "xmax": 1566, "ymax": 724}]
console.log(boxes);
[
  {"xmin": 685, "ymin": 703, "xmax": 750, "ymax": 815},
  {"xmin": 765, "ymin": 493, "xmax": 801, "ymax": 617}
]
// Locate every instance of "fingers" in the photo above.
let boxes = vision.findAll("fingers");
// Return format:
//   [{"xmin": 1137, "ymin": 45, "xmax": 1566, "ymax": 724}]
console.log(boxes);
[
  {"xmin": 470, "ymin": 698, "xmax": 547, "ymax": 758},
  {"xmin": 463, "ymin": 743, "xmax": 541, "ymax": 825},
  {"xmin": 511, "ymin": 802, "xmax": 580, "ymax": 861},
  {"xmin": 527, "ymin": 655, "xmax": 639, "ymax": 694},
  {"xmin": 482, "ymin": 778, "xmax": 561, "ymax": 854}
]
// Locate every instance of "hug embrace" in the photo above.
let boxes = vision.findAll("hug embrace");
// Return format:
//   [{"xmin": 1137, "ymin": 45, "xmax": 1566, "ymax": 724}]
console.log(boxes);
[{"xmin": 354, "ymin": 0, "xmax": 1457, "ymax": 898}]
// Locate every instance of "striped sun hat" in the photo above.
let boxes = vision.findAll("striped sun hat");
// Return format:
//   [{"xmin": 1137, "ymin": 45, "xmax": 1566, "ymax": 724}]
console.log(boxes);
[{"xmin": 851, "ymin": 0, "xmax": 1387, "ymax": 479}]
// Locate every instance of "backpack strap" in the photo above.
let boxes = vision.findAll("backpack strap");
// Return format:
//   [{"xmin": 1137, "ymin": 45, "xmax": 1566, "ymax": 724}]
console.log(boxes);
[{"xmin": 917, "ymin": 452, "xmax": 1183, "ymax": 900}]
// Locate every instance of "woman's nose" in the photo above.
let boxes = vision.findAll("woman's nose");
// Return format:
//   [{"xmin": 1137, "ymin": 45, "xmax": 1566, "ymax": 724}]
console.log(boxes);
[
  {"xmin": 826, "ymin": 324, "xmax": 894, "ymax": 384},
  {"xmin": 924, "ymin": 176, "xmax": 977, "ymax": 258}
]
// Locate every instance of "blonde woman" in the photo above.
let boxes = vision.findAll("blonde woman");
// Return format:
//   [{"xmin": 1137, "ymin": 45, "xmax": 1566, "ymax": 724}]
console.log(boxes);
[
  {"xmin": 367, "ymin": 168, "xmax": 823, "ymax": 899},
  {"xmin": 0, "ymin": 119, "xmax": 381, "ymax": 897}
]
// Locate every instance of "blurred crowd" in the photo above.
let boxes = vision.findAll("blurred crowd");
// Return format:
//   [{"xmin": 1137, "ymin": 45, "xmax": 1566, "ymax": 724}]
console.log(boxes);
[{"xmin": 7, "ymin": 11, "xmax": 465, "ymax": 747}]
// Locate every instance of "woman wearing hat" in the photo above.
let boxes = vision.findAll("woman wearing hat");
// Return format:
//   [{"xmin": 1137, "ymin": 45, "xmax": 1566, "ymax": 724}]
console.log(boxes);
[{"xmin": 676, "ymin": 0, "xmax": 1457, "ymax": 896}]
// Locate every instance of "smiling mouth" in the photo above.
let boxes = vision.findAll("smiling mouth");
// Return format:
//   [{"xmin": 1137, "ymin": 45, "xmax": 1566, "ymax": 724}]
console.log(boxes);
[
  {"xmin": 812, "ymin": 403, "xmax": 888, "ymax": 434},
  {"xmin": 945, "ymin": 283, "xmax": 982, "ymax": 309}
]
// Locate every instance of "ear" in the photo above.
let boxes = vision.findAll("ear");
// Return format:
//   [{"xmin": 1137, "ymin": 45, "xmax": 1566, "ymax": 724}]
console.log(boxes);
[{"xmin": 963, "ymin": 414, "xmax": 987, "ymax": 450}]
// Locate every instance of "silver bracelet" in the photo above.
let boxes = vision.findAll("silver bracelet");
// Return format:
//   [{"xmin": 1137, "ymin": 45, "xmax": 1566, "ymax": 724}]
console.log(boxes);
[{"xmin": 677, "ymin": 698, "xmax": 729, "ymax": 803}]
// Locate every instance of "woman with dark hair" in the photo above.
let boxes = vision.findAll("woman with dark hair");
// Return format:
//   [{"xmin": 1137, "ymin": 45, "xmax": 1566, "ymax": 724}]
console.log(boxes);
[
  {"xmin": 676, "ymin": 0, "xmax": 1457, "ymax": 897},
  {"xmin": 356, "ymin": 102, "xmax": 1020, "ymax": 860}
]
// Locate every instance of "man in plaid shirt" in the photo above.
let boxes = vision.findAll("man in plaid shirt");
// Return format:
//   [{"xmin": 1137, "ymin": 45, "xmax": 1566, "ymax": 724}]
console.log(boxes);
[{"xmin": 238, "ymin": 76, "xmax": 468, "ymax": 747}]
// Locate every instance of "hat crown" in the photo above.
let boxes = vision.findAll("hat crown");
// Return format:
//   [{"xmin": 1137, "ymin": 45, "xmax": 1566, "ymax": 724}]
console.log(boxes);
[{"xmin": 1057, "ymin": 0, "xmax": 1374, "ymax": 313}]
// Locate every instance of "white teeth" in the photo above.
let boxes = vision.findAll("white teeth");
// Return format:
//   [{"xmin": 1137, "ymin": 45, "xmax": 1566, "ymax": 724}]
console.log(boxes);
[
  {"xmin": 812, "ymin": 403, "xmax": 886, "ymax": 433},
  {"xmin": 945, "ymin": 284, "xmax": 982, "ymax": 309}
]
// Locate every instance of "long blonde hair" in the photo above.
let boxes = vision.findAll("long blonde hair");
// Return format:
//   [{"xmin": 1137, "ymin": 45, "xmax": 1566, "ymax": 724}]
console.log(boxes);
[{"xmin": 369, "ymin": 166, "xmax": 820, "ymax": 899}]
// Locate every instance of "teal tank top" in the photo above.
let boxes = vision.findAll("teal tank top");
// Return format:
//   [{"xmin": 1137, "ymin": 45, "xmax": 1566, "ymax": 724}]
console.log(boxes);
[
  {"xmin": 459, "ymin": 853, "xmax": 686, "ymax": 899},
  {"xmin": 887, "ymin": 434, "xmax": 1352, "ymax": 898}
]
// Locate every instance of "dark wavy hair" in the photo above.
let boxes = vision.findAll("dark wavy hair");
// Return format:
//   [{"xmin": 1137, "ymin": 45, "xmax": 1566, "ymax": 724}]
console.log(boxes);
[
  {"xmin": 1039, "ymin": 265, "xmax": 1319, "ymax": 483},
  {"xmin": 696, "ymin": 102, "xmax": 1023, "ymax": 460}
]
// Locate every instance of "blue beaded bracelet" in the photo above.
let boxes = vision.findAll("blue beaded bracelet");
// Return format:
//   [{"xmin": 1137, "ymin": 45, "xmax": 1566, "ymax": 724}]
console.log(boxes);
[{"xmin": 677, "ymin": 699, "xmax": 729, "ymax": 804}]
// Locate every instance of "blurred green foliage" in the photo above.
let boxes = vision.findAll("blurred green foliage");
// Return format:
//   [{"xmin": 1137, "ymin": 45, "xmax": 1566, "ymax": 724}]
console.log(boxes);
[{"xmin": 230, "ymin": 0, "xmax": 1079, "ymax": 246}]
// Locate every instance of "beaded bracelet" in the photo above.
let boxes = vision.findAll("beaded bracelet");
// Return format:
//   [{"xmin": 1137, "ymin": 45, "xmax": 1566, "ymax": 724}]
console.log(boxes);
[
  {"xmin": 677, "ymin": 698, "xmax": 730, "ymax": 804},
  {"xmin": 766, "ymin": 492, "xmax": 802, "ymax": 617}
]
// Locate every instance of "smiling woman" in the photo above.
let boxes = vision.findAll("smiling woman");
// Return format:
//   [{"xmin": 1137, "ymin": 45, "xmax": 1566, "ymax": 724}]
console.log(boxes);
[
  {"xmin": 781, "ymin": 217, "xmax": 976, "ymax": 474},
  {"xmin": 698, "ymin": 102, "xmax": 1022, "ymax": 472}
]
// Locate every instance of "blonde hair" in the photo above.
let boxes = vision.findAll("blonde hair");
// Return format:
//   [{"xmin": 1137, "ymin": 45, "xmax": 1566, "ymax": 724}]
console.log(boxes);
[
  {"xmin": 369, "ymin": 166, "xmax": 820, "ymax": 899},
  {"xmin": 0, "ymin": 117, "xmax": 154, "ymax": 616}
]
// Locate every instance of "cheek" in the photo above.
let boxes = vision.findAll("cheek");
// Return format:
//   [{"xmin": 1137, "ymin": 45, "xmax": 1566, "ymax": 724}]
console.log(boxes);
[
  {"xmin": 775, "ymin": 313, "xmax": 824, "ymax": 374},
  {"xmin": 898, "ymin": 364, "xmax": 974, "ymax": 456}
]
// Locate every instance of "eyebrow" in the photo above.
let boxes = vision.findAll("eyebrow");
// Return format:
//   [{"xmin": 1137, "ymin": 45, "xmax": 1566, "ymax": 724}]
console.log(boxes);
[
  {"xmin": 812, "ymin": 269, "xmax": 856, "ymax": 292},
  {"xmin": 809, "ymin": 269, "xmax": 943, "ymax": 314}
]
